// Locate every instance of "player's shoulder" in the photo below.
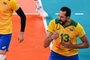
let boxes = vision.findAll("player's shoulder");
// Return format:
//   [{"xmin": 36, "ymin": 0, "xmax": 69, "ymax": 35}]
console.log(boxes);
[
  {"xmin": 1, "ymin": 0, "xmax": 11, "ymax": 3},
  {"xmin": 9, "ymin": 0, "xmax": 17, "ymax": 3},
  {"xmin": 70, "ymin": 19, "xmax": 84, "ymax": 30},
  {"xmin": 70, "ymin": 19, "xmax": 78, "ymax": 27},
  {"xmin": 50, "ymin": 18, "xmax": 62, "ymax": 25},
  {"xmin": 54, "ymin": 18, "xmax": 61, "ymax": 24},
  {"xmin": 49, "ymin": 18, "xmax": 57, "ymax": 24},
  {"xmin": 8, "ymin": 0, "xmax": 14, "ymax": 2}
]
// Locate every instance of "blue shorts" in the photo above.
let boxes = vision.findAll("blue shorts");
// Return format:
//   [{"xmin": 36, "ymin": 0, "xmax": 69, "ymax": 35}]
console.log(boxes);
[
  {"xmin": 0, "ymin": 34, "xmax": 12, "ymax": 51},
  {"xmin": 49, "ymin": 50, "xmax": 79, "ymax": 60}
]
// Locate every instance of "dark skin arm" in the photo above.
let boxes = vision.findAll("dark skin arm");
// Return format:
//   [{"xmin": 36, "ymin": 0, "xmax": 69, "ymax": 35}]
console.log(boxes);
[{"xmin": 43, "ymin": 31, "xmax": 59, "ymax": 48}]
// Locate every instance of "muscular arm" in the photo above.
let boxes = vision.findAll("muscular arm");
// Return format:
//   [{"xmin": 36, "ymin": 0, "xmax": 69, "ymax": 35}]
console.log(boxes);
[
  {"xmin": 73, "ymin": 35, "xmax": 89, "ymax": 49},
  {"xmin": 43, "ymin": 31, "xmax": 59, "ymax": 48},
  {"xmin": 65, "ymin": 35, "xmax": 89, "ymax": 49},
  {"xmin": 43, "ymin": 31, "xmax": 53, "ymax": 48}
]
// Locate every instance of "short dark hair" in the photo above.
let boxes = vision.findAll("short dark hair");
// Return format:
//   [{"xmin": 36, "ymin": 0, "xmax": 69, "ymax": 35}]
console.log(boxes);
[{"xmin": 60, "ymin": 7, "xmax": 71, "ymax": 17}]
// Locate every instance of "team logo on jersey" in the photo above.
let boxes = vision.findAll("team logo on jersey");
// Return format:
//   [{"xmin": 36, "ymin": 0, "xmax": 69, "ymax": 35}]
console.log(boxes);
[
  {"xmin": 69, "ymin": 28, "xmax": 73, "ymax": 32},
  {"xmin": 56, "ymin": 24, "xmax": 60, "ymax": 30},
  {"xmin": 56, "ymin": 27, "xmax": 60, "ymax": 30},
  {"xmin": 81, "ymin": 32, "xmax": 85, "ymax": 35},
  {"xmin": 3, "ymin": 2, "xmax": 8, "ymax": 5}
]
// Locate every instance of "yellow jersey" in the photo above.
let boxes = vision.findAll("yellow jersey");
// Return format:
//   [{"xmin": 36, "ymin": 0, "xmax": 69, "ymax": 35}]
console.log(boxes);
[
  {"xmin": 0, "ymin": 0, "xmax": 20, "ymax": 34},
  {"xmin": 48, "ymin": 18, "xmax": 86, "ymax": 56}
]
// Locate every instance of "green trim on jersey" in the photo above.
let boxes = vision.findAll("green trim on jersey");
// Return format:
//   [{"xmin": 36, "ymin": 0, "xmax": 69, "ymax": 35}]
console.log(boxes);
[
  {"xmin": 55, "ymin": 18, "xmax": 78, "ymax": 28},
  {"xmin": 55, "ymin": 18, "xmax": 61, "ymax": 24}
]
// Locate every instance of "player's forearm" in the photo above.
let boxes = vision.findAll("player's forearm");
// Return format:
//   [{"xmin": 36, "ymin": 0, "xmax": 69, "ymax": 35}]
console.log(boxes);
[
  {"xmin": 20, "ymin": 15, "xmax": 26, "ymax": 32},
  {"xmin": 44, "ymin": 31, "xmax": 53, "ymax": 48},
  {"xmin": 76, "ymin": 35, "xmax": 89, "ymax": 49},
  {"xmin": 43, "ymin": 37, "xmax": 52, "ymax": 48},
  {"xmin": 70, "ymin": 35, "xmax": 89, "ymax": 49},
  {"xmin": 16, "ymin": 8, "xmax": 26, "ymax": 32},
  {"xmin": 72, "ymin": 43, "xmax": 89, "ymax": 49}
]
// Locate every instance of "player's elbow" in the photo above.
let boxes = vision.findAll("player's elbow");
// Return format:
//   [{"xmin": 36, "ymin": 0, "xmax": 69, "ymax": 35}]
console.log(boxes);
[
  {"xmin": 84, "ymin": 42, "xmax": 89, "ymax": 48},
  {"xmin": 44, "ymin": 45, "xmax": 49, "ymax": 48},
  {"xmin": 86, "ymin": 44, "xmax": 89, "ymax": 48},
  {"xmin": 43, "ymin": 38, "xmax": 51, "ymax": 48},
  {"xmin": 43, "ymin": 41, "xmax": 50, "ymax": 48},
  {"xmin": 43, "ymin": 44, "xmax": 49, "ymax": 48}
]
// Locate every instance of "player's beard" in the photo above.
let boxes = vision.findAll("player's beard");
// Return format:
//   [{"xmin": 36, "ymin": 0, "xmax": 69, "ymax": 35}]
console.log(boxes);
[{"xmin": 60, "ymin": 20, "xmax": 67, "ymax": 25}]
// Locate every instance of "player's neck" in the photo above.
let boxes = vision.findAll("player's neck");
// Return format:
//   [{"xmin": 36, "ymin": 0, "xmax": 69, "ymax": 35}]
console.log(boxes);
[{"xmin": 64, "ymin": 19, "xmax": 71, "ymax": 26}]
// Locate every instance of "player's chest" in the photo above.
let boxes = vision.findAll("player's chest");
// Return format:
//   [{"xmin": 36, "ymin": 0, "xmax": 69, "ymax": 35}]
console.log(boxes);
[{"xmin": 55, "ymin": 25, "xmax": 78, "ymax": 39}]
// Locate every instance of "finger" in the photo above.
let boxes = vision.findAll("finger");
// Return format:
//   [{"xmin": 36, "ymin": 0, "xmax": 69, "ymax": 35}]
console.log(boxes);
[
  {"xmin": 20, "ymin": 39, "xmax": 24, "ymax": 43},
  {"xmin": 18, "ymin": 38, "xmax": 21, "ymax": 42},
  {"xmin": 19, "ymin": 40, "xmax": 22, "ymax": 43}
]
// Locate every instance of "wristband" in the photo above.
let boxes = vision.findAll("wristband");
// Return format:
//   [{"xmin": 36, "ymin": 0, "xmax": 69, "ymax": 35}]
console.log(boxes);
[{"xmin": 49, "ymin": 36, "xmax": 53, "ymax": 41}]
